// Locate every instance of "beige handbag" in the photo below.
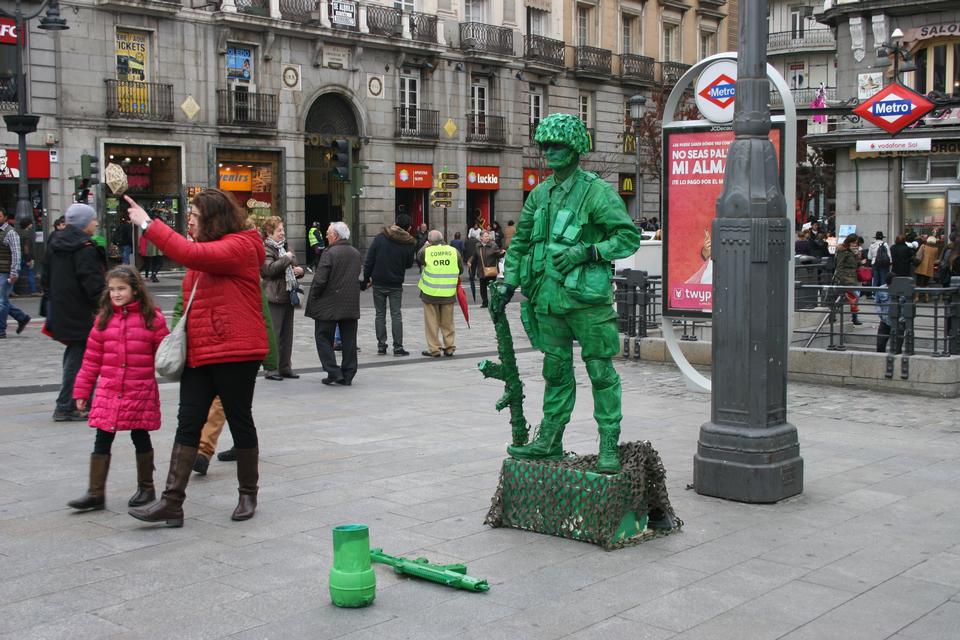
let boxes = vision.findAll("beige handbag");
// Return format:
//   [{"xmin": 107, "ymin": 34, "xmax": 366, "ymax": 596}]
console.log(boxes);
[
  {"xmin": 155, "ymin": 279, "xmax": 199, "ymax": 382},
  {"xmin": 480, "ymin": 250, "xmax": 499, "ymax": 279}
]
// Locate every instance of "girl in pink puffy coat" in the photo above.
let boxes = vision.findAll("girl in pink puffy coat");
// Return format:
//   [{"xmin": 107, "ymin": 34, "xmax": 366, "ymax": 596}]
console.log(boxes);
[{"xmin": 67, "ymin": 266, "xmax": 169, "ymax": 512}]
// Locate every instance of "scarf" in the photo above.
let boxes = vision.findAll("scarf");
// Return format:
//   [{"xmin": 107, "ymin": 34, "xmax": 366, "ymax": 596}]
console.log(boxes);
[{"xmin": 266, "ymin": 237, "xmax": 297, "ymax": 292}]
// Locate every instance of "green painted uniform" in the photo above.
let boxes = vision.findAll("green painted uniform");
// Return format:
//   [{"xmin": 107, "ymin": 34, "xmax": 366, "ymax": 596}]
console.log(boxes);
[{"xmin": 503, "ymin": 167, "xmax": 640, "ymax": 435}]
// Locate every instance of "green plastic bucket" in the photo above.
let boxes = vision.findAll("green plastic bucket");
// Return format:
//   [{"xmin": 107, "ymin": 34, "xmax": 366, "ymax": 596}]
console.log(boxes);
[{"xmin": 329, "ymin": 524, "xmax": 376, "ymax": 608}]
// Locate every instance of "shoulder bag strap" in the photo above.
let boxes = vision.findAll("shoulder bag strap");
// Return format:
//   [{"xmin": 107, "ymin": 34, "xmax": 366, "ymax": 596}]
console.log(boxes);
[{"xmin": 181, "ymin": 276, "xmax": 200, "ymax": 319}]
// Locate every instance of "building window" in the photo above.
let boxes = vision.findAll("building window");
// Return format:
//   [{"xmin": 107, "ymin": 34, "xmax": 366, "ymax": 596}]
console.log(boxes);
[
  {"xmin": 529, "ymin": 87, "xmax": 543, "ymax": 141},
  {"xmin": 622, "ymin": 15, "xmax": 633, "ymax": 54},
  {"xmin": 931, "ymin": 160, "xmax": 959, "ymax": 181},
  {"xmin": 790, "ymin": 7, "xmax": 804, "ymax": 39},
  {"xmin": 903, "ymin": 158, "xmax": 928, "ymax": 182},
  {"xmin": 464, "ymin": 0, "xmax": 485, "ymax": 23},
  {"xmin": 700, "ymin": 30, "xmax": 716, "ymax": 59},
  {"xmin": 398, "ymin": 70, "xmax": 419, "ymax": 130},
  {"xmin": 470, "ymin": 77, "xmax": 488, "ymax": 136},
  {"xmin": 528, "ymin": 8, "xmax": 548, "ymax": 36},
  {"xmin": 663, "ymin": 23, "xmax": 679, "ymax": 62},
  {"xmin": 394, "ymin": 0, "xmax": 414, "ymax": 11},
  {"xmin": 577, "ymin": 5, "xmax": 591, "ymax": 47},
  {"xmin": 578, "ymin": 92, "xmax": 593, "ymax": 128},
  {"xmin": 910, "ymin": 43, "xmax": 960, "ymax": 98},
  {"xmin": 116, "ymin": 29, "xmax": 151, "ymax": 82}
]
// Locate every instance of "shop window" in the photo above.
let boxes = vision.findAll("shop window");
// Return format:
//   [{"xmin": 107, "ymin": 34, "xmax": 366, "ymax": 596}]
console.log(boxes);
[
  {"xmin": 931, "ymin": 160, "xmax": 959, "ymax": 181},
  {"xmin": 903, "ymin": 193, "xmax": 946, "ymax": 237},
  {"xmin": 903, "ymin": 158, "xmax": 928, "ymax": 182},
  {"xmin": 216, "ymin": 150, "xmax": 281, "ymax": 228}
]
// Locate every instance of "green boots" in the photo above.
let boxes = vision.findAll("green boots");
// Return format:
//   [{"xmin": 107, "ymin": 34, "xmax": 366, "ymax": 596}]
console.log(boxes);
[
  {"xmin": 507, "ymin": 422, "xmax": 565, "ymax": 460},
  {"xmin": 596, "ymin": 428, "xmax": 621, "ymax": 474}
]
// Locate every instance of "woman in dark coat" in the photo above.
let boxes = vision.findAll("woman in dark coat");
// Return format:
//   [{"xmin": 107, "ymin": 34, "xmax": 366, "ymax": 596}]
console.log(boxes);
[{"xmin": 890, "ymin": 234, "xmax": 915, "ymax": 278}]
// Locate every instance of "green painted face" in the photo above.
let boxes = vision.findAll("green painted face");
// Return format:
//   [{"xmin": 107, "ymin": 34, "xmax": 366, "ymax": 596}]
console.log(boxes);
[{"xmin": 541, "ymin": 142, "xmax": 578, "ymax": 171}]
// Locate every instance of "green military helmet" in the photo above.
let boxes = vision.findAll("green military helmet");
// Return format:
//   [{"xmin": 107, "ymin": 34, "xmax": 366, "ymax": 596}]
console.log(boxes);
[{"xmin": 534, "ymin": 113, "xmax": 591, "ymax": 155}]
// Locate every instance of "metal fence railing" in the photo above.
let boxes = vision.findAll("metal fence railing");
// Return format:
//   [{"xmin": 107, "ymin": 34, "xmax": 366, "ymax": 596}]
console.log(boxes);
[{"xmin": 614, "ymin": 270, "xmax": 662, "ymax": 357}]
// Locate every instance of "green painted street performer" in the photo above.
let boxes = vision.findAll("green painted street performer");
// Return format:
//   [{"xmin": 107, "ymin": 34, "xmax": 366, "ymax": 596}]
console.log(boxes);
[{"xmin": 495, "ymin": 113, "xmax": 641, "ymax": 473}]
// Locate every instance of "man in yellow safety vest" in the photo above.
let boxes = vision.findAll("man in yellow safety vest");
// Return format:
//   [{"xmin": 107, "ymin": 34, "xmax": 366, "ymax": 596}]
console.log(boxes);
[{"xmin": 417, "ymin": 229, "xmax": 464, "ymax": 357}]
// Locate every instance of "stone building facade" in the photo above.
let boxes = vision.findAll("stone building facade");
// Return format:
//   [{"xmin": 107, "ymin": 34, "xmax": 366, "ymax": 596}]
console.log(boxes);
[{"xmin": 2, "ymin": 0, "xmax": 732, "ymax": 258}]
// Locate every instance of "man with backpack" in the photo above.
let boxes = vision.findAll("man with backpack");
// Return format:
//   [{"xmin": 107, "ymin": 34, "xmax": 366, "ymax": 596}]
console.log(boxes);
[{"xmin": 868, "ymin": 231, "xmax": 891, "ymax": 289}]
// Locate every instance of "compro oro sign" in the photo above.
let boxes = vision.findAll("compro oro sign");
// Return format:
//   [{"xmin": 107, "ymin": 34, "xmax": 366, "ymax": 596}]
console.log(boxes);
[{"xmin": 694, "ymin": 60, "xmax": 738, "ymax": 124}]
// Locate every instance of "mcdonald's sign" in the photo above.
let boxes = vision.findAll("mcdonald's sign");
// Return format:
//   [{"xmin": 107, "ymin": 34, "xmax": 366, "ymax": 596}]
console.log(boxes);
[{"xmin": 619, "ymin": 173, "xmax": 636, "ymax": 195}]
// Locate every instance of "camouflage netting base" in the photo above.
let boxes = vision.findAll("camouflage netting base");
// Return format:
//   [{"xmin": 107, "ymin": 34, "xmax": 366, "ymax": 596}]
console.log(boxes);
[{"xmin": 484, "ymin": 440, "xmax": 683, "ymax": 550}]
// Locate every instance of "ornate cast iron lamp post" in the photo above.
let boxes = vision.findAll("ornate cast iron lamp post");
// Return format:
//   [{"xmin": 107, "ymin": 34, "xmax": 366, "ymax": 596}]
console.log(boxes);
[{"xmin": 628, "ymin": 94, "xmax": 647, "ymax": 223}]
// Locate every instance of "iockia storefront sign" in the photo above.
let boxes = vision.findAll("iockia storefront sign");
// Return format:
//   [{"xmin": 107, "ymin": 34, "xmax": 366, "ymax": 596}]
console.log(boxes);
[{"xmin": 467, "ymin": 166, "xmax": 499, "ymax": 190}]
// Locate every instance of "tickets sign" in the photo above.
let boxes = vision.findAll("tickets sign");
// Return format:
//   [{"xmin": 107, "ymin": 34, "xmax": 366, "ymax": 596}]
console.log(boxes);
[{"xmin": 852, "ymin": 83, "xmax": 934, "ymax": 134}]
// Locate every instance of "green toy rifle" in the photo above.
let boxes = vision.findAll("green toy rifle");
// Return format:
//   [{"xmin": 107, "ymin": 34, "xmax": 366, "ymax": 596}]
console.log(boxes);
[
  {"xmin": 370, "ymin": 548, "xmax": 490, "ymax": 592},
  {"xmin": 478, "ymin": 282, "xmax": 530, "ymax": 446}
]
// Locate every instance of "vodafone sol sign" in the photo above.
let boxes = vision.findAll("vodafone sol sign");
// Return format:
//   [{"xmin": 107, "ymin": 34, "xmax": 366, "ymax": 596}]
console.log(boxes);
[
  {"xmin": 695, "ymin": 60, "xmax": 738, "ymax": 124},
  {"xmin": 1, "ymin": 18, "xmax": 19, "ymax": 45}
]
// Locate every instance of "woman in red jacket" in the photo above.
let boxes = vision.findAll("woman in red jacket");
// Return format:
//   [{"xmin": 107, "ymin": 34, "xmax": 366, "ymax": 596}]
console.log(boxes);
[
  {"xmin": 67, "ymin": 266, "xmax": 169, "ymax": 512},
  {"xmin": 124, "ymin": 189, "xmax": 268, "ymax": 527}
]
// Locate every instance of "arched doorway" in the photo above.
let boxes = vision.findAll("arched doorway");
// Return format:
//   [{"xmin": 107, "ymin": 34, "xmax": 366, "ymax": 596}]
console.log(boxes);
[{"xmin": 304, "ymin": 92, "xmax": 361, "ymax": 244}]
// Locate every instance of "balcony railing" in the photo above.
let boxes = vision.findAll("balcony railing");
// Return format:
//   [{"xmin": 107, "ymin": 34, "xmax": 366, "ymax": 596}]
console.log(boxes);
[
  {"xmin": 105, "ymin": 80, "xmax": 174, "ymax": 122},
  {"xmin": 368, "ymin": 5, "xmax": 403, "ymax": 36},
  {"xmin": 660, "ymin": 61, "xmax": 691, "ymax": 85},
  {"xmin": 460, "ymin": 22, "xmax": 514, "ymax": 56},
  {"xmin": 770, "ymin": 86, "xmax": 837, "ymax": 109},
  {"xmin": 236, "ymin": 0, "xmax": 270, "ymax": 17},
  {"xmin": 466, "ymin": 113, "xmax": 505, "ymax": 144},
  {"xmin": 217, "ymin": 89, "xmax": 279, "ymax": 127},
  {"xmin": 523, "ymin": 35, "xmax": 565, "ymax": 67},
  {"xmin": 621, "ymin": 54, "xmax": 655, "ymax": 82},
  {"xmin": 394, "ymin": 107, "xmax": 439, "ymax": 140},
  {"xmin": 409, "ymin": 11, "xmax": 438, "ymax": 43},
  {"xmin": 279, "ymin": 0, "xmax": 314, "ymax": 21},
  {"xmin": 574, "ymin": 46, "xmax": 612, "ymax": 75},
  {"xmin": 768, "ymin": 29, "xmax": 836, "ymax": 53}
]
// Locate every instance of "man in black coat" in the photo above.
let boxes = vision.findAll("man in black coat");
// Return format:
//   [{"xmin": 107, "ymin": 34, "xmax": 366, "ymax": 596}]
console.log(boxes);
[
  {"xmin": 305, "ymin": 221, "xmax": 362, "ymax": 386},
  {"xmin": 42, "ymin": 203, "xmax": 106, "ymax": 421},
  {"xmin": 362, "ymin": 213, "xmax": 415, "ymax": 356}
]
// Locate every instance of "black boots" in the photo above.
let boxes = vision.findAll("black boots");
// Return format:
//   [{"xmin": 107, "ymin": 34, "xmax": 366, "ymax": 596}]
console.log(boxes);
[
  {"xmin": 127, "ymin": 451, "xmax": 156, "ymax": 507},
  {"xmin": 67, "ymin": 454, "xmax": 110, "ymax": 511},
  {"xmin": 128, "ymin": 443, "xmax": 197, "ymax": 527},
  {"xmin": 852, "ymin": 313, "xmax": 863, "ymax": 326},
  {"xmin": 232, "ymin": 448, "xmax": 259, "ymax": 521}
]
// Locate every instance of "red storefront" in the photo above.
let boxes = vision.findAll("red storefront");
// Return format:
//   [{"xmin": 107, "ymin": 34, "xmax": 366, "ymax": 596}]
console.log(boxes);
[
  {"xmin": 0, "ymin": 149, "xmax": 51, "ymax": 230},
  {"xmin": 466, "ymin": 165, "xmax": 499, "ymax": 228},
  {"xmin": 395, "ymin": 162, "xmax": 432, "ymax": 228}
]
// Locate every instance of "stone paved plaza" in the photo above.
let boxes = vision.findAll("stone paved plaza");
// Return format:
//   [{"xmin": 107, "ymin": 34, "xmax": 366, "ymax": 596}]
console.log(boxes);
[{"xmin": 1, "ymin": 270, "xmax": 959, "ymax": 639}]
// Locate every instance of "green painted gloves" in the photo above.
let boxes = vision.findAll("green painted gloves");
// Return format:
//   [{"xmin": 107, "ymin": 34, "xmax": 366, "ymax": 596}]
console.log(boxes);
[
  {"xmin": 552, "ymin": 244, "xmax": 598, "ymax": 275},
  {"xmin": 495, "ymin": 283, "xmax": 516, "ymax": 316}
]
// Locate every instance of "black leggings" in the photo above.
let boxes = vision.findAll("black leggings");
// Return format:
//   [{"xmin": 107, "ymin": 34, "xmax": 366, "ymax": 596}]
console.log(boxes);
[
  {"xmin": 93, "ymin": 429, "xmax": 153, "ymax": 455},
  {"xmin": 175, "ymin": 360, "xmax": 260, "ymax": 450}
]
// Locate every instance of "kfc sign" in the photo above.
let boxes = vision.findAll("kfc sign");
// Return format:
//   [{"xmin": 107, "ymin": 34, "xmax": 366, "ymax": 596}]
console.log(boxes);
[
  {"xmin": 1, "ymin": 18, "xmax": 18, "ymax": 45},
  {"xmin": 466, "ymin": 165, "xmax": 500, "ymax": 190}
]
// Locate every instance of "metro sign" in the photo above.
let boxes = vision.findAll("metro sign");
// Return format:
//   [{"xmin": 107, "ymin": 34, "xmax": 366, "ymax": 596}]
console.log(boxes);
[
  {"xmin": 699, "ymin": 74, "xmax": 736, "ymax": 109},
  {"xmin": 853, "ymin": 83, "xmax": 934, "ymax": 135}
]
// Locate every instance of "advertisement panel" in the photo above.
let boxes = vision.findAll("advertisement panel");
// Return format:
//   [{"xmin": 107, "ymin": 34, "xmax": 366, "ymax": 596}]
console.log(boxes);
[
  {"xmin": 662, "ymin": 124, "xmax": 783, "ymax": 318},
  {"xmin": 395, "ymin": 163, "xmax": 433, "ymax": 189},
  {"xmin": 218, "ymin": 166, "xmax": 252, "ymax": 191},
  {"xmin": 466, "ymin": 166, "xmax": 500, "ymax": 190},
  {"xmin": 522, "ymin": 168, "xmax": 551, "ymax": 191},
  {"xmin": 115, "ymin": 29, "xmax": 148, "ymax": 82},
  {"xmin": 226, "ymin": 45, "xmax": 253, "ymax": 84},
  {"xmin": 0, "ymin": 149, "xmax": 52, "ymax": 179},
  {"xmin": 1, "ymin": 18, "xmax": 18, "ymax": 45}
]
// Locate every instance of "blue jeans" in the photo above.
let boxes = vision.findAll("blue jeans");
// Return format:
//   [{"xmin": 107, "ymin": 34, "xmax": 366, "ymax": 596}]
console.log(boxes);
[
  {"xmin": 121, "ymin": 245, "xmax": 132, "ymax": 265},
  {"xmin": 0, "ymin": 278, "xmax": 29, "ymax": 336},
  {"xmin": 19, "ymin": 260, "xmax": 37, "ymax": 294},
  {"xmin": 872, "ymin": 265, "xmax": 890, "ymax": 288}
]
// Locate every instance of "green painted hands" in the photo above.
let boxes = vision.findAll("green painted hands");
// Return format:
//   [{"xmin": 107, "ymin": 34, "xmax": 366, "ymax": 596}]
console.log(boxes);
[
  {"xmin": 551, "ymin": 244, "xmax": 597, "ymax": 275},
  {"xmin": 494, "ymin": 282, "xmax": 516, "ymax": 316}
]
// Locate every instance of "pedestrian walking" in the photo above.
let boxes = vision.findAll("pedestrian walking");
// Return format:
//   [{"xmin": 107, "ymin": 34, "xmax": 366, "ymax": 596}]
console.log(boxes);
[
  {"xmin": 1, "ymin": 213, "xmax": 31, "ymax": 338},
  {"xmin": 125, "ymin": 188, "xmax": 268, "ymax": 526},
  {"xmin": 868, "ymin": 231, "xmax": 891, "ymax": 288},
  {"xmin": 67, "ymin": 266, "xmax": 169, "ymax": 511},
  {"xmin": 363, "ymin": 212, "xmax": 415, "ymax": 356},
  {"xmin": 306, "ymin": 221, "xmax": 362, "ymax": 385},
  {"xmin": 915, "ymin": 235, "xmax": 938, "ymax": 301},
  {"xmin": 42, "ymin": 204, "xmax": 107, "ymax": 420},
  {"xmin": 467, "ymin": 230, "xmax": 503, "ymax": 309},
  {"xmin": 834, "ymin": 233, "xmax": 863, "ymax": 325}
]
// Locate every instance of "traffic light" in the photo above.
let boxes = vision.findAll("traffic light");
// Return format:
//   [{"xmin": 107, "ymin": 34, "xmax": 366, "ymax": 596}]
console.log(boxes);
[
  {"xmin": 81, "ymin": 153, "xmax": 100, "ymax": 185},
  {"xmin": 438, "ymin": 171, "xmax": 459, "ymax": 190},
  {"xmin": 430, "ymin": 188, "xmax": 452, "ymax": 208},
  {"xmin": 329, "ymin": 139, "xmax": 350, "ymax": 181}
]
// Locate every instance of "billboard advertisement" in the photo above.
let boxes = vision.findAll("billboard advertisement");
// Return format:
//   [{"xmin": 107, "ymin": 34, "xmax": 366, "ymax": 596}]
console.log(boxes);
[{"xmin": 662, "ymin": 123, "xmax": 783, "ymax": 318}]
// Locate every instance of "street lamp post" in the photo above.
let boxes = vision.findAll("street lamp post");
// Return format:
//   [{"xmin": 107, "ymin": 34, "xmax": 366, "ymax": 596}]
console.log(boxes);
[
  {"xmin": 628, "ymin": 94, "xmax": 646, "ymax": 223},
  {"xmin": 874, "ymin": 28, "xmax": 916, "ymax": 85},
  {"xmin": 0, "ymin": 0, "xmax": 68, "ymax": 227},
  {"xmin": 692, "ymin": 0, "xmax": 803, "ymax": 502}
]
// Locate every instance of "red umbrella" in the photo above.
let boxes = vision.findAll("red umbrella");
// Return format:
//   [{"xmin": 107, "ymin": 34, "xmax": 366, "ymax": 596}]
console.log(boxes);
[{"xmin": 456, "ymin": 279, "xmax": 470, "ymax": 328}]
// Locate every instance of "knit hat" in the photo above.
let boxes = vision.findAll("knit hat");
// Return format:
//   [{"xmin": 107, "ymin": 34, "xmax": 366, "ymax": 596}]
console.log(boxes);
[{"xmin": 65, "ymin": 203, "xmax": 96, "ymax": 229}]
